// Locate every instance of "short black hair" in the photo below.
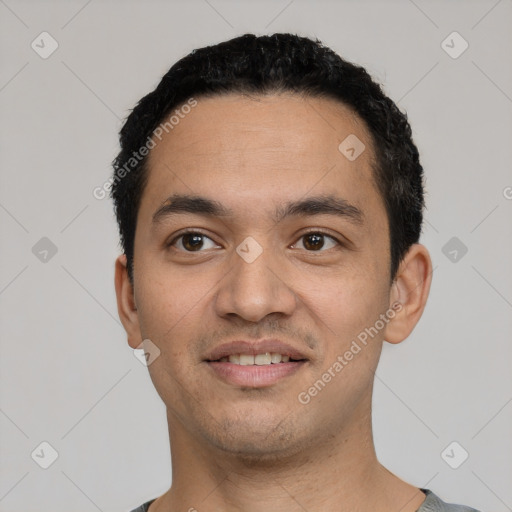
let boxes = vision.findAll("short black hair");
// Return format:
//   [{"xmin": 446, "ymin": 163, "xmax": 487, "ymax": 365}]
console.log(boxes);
[{"xmin": 111, "ymin": 33, "xmax": 424, "ymax": 285}]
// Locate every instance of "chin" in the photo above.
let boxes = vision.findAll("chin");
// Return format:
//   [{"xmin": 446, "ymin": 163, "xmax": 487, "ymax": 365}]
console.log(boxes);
[
  {"xmin": 201, "ymin": 413, "xmax": 308, "ymax": 463},
  {"xmin": 212, "ymin": 437, "xmax": 306, "ymax": 466}
]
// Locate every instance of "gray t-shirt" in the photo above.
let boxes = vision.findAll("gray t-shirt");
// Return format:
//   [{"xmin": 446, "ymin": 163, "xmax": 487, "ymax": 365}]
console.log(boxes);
[{"xmin": 128, "ymin": 488, "xmax": 481, "ymax": 511}]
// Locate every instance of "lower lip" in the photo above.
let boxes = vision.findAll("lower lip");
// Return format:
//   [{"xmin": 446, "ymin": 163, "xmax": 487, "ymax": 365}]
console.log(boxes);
[{"xmin": 206, "ymin": 361, "xmax": 306, "ymax": 387}]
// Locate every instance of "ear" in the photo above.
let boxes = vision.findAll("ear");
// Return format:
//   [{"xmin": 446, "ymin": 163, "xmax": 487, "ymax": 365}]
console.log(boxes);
[
  {"xmin": 114, "ymin": 254, "xmax": 142, "ymax": 349},
  {"xmin": 385, "ymin": 244, "xmax": 433, "ymax": 344}
]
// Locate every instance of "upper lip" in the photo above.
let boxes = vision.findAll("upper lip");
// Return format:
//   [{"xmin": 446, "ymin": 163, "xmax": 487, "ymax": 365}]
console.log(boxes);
[{"xmin": 205, "ymin": 339, "xmax": 308, "ymax": 361}]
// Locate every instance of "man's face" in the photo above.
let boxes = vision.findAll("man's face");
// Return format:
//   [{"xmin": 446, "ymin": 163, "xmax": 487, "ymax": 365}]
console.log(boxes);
[{"xmin": 131, "ymin": 93, "xmax": 393, "ymax": 458}]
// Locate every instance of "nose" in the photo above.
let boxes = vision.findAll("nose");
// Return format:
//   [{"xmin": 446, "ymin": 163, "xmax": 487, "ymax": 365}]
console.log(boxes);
[{"xmin": 214, "ymin": 238, "xmax": 297, "ymax": 323}]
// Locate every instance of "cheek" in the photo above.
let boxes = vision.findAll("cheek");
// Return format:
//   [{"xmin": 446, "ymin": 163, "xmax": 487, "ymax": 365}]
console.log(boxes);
[
  {"xmin": 298, "ymin": 262, "xmax": 389, "ymax": 354},
  {"xmin": 134, "ymin": 268, "xmax": 211, "ymax": 345},
  {"xmin": 299, "ymin": 273, "xmax": 387, "ymax": 411},
  {"xmin": 136, "ymin": 273, "xmax": 207, "ymax": 403},
  {"xmin": 306, "ymin": 259, "xmax": 379, "ymax": 312}
]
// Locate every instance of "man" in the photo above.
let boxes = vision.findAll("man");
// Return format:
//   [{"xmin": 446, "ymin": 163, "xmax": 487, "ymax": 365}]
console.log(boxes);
[{"xmin": 111, "ymin": 33, "xmax": 480, "ymax": 512}]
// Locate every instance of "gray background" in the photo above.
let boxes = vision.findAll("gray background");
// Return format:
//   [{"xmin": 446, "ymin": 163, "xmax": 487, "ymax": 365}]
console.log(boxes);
[{"xmin": 1, "ymin": 0, "xmax": 511, "ymax": 511}]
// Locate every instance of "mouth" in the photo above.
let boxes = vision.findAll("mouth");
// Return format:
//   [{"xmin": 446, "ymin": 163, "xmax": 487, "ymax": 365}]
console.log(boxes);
[
  {"xmin": 204, "ymin": 340, "xmax": 309, "ymax": 387},
  {"xmin": 207, "ymin": 353, "xmax": 305, "ymax": 365}
]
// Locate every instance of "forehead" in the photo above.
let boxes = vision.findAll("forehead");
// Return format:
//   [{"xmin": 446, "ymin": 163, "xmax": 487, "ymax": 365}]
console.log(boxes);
[{"xmin": 139, "ymin": 93, "xmax": 384, "ymax": 227}]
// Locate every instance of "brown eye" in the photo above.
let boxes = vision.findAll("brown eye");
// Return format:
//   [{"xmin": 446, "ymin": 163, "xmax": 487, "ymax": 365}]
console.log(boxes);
[
  {"xmin": 182, "ymin": 233, "xmax": 205, "ymax": 251},
  {"xmin": 170, "ymin": 232, "xmax": 218, "ymax": 252},
  {"xmin": 304, "ymin": 233, "xmax": 324, "ymax": 250},
  {"xmin": 295, "ymin": 232, "xmax": 338, "ymax": 251}
]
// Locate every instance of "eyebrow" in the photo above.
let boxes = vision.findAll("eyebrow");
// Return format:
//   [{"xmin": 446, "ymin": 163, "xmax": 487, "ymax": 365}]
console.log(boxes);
[{"xmin": 152, "ymin": 193, "xmax": 364, "ymax": 226}]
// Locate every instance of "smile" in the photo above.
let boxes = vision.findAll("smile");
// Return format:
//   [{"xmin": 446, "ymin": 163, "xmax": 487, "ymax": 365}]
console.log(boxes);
[
  {"xmin": 212, "ymin": 352, "xmax": 302, "ymax": 365},
  {"xmin": 206, "ymin": 355, "xmax": 307, "ymax": 387}
]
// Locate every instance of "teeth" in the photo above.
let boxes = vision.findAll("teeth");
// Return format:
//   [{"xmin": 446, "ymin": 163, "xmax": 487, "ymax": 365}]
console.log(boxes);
[
  {"xmin": 239, "ymin": 354, "xmax": 255, "ymax": 365},
  {"xmin": 255, "ymin": 353, "xmax": 272, "ymax": 365},
  {"xmin": 219, "ymin": 353, "xmax": 294, "ymax": 365},
  {"xmin": 270, "ymin": 353, "xmax": 282, "ymax": 363}
]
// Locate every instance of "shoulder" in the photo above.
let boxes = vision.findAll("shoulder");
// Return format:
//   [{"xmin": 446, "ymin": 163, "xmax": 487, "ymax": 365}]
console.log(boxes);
[
  {"xmin": 127, "ymin": 491, "xmax": 482, "ymax": 512},
  {"xmin": 418, "ymin": 489, "xmax": 482, "ymax": 512},
  {"xmin": 127, "ymin": 498, "xmax": 156, "ymax": 512}
]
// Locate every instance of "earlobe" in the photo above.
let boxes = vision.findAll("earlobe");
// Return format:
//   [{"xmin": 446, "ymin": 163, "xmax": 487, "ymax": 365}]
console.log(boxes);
[
  {"xmin": 114, "ymin": 254, "xmax": 142, "ymax": 349},
  {"xmin": 384, "ymin": 244, "xmax": 433, "ymax": 345}
]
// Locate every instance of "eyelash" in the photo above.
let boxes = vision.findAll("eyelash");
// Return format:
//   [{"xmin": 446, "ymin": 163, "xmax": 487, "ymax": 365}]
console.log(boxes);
[{"xmin": 167, "ymin": 228, "xmax": 343, "ymax": 252}]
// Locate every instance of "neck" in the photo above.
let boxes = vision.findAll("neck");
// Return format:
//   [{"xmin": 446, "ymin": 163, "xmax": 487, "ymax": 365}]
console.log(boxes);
[{"xmin": 150, "ymin": 392, "xmax": 426, "ymax": 512}]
